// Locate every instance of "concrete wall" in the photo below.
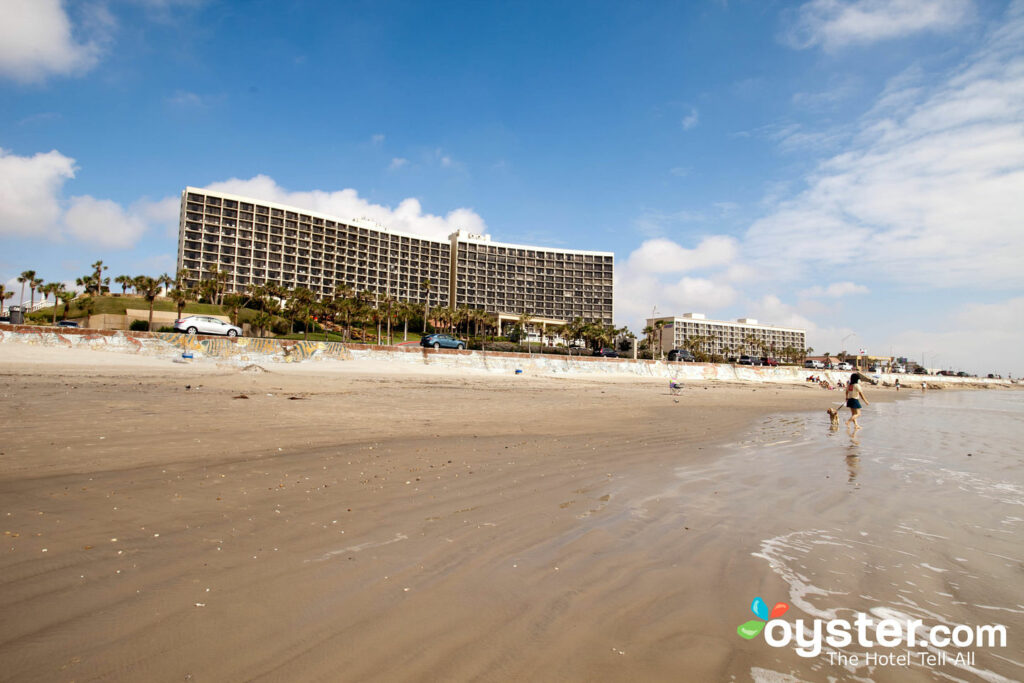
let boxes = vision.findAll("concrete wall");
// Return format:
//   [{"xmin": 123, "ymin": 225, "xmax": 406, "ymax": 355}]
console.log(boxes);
[{"xmin": 0, "ymin": 323, "xmax": 1013, "ymax": 387}]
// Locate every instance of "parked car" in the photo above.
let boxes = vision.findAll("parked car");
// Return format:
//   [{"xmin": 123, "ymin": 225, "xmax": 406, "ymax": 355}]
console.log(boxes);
[
  {"xmin": 761, "ymin": 357, "xmax": 779, "ymax": 366},
  {"xmin": 174, "ymin": 315, "xmax": 242, "ymax": 337},
  {"xmin": 737, "ymin": 355, "xmax": 762, "ymax": 366},
  {"xmin": 595, "ymin": 347, "xmax": 618, "ymax": 358},
  {"xmin": 420, "ymin": 333, "xmax": 465, "ymax": 350},
  {"xmin": 836, "ymin": 362, "xmax": 853, "ymax": 371},
  {"xmin": 957, "ymin": 371, "xmax": 969, "ymax": 377},
  {"xmin": 667, "ymin": 349, "xmax": 696, "ymax": 362},
  {"xmin": 913, "ymin": 367, "xmax": 929, "ymax": 374},
  {"xmin": 56, "ymin": 320, "xmax": 80, "ymax": 328},
  {"xmin": 804, "ymin": 359, "xmax": 825, "ymax": 369}
]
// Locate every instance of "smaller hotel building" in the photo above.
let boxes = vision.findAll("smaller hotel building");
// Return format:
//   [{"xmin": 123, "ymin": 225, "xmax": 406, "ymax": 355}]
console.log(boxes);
[{"xmin": 648, "ymin": 313, "xmax": 806, "ymax": 357}]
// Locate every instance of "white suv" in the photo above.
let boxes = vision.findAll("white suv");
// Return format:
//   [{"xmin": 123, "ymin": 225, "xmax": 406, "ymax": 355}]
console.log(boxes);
[{"xmin": 804, "ymin": 359, "xmax": 825, "ymax": 369}]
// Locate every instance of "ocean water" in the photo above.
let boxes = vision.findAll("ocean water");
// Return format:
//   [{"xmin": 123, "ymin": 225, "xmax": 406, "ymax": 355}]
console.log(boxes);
[{"xmin": 724, "ymin": 390, "xmax": 1024, "ymax": 682}]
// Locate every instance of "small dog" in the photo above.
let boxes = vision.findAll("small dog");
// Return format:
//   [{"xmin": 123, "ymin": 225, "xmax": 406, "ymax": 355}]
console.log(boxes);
[{"xmin": 827, "ymin": 407, "xmax": 840, "ymax": 428}]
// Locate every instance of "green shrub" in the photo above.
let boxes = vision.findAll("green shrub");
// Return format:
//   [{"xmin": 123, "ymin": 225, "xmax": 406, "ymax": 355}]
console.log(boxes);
[
  {"xmin": 129, "ymin": 319, "xmax": 150, "ymax": 331},
  {"xmin": 157, "ymin": 326, "xmax": 176, "ymax": 333}
]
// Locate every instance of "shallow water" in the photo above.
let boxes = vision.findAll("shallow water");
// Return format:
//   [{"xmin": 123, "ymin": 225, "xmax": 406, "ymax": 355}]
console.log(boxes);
[{"xmin": 712, "ymin": 390, "xmax": 1024, "ymax": 682}]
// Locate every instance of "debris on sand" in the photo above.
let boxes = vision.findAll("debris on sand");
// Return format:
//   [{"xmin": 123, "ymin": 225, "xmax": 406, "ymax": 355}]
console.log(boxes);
[
  {"xmin": 241, "ymin": 364, "xmax": 269, "ymax": 373},
  {"xmin": 232, "ymin": 394, "xmax": 249, "ymax": 400},
  {"xmin": 288, "ymin": 396, "xmax": 307, "ymax": 401}
]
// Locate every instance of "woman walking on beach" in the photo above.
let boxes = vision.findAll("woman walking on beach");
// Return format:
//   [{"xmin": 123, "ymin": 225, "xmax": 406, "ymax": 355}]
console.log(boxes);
[{"xmin": 845, "ymin": 373, "xmax": 870, "ymax": 431}]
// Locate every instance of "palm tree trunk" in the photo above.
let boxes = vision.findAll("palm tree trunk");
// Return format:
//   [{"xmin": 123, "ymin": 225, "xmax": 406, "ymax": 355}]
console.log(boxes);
[{"xmin": 148, "ymin": 301, "xmax": 155, "ymax": 331}]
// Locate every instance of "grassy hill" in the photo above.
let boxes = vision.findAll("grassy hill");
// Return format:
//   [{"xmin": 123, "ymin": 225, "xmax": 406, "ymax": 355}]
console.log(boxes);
[
  {"xmin": 28, "ymin": 295, "xmax": 228, "ymax": 321},
  {"xmin": 26, "ymin": 295, "xmax": 428, "ymax": 342}
]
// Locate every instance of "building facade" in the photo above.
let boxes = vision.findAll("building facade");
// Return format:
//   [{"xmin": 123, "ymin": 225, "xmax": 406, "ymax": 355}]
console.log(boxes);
[
  {"xmin": 450, "ymin": 230, "xmax": 614, "ymax": 326},
  {"xmin": 177, "ymin": 187, "xmax": 614, "ymax": 324},
  {"xmin": 649, "ymin": 313, "xmax": 806, "ymax": 358}
]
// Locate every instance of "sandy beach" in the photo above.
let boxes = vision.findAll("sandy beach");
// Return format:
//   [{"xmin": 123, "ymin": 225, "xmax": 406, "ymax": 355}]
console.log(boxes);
[{"xmin": 1, "ymin": 347, "xmax": 1019, "ymax": 681}]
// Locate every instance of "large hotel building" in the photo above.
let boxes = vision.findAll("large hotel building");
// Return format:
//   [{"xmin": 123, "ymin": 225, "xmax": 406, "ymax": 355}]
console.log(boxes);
[
  {"xmin": 176, "ymin": 187, "xmax": 615, "ymax": 326},
  {"xmin": 649, "ymin": 313, "xmax": 806, "ymax": 357}
]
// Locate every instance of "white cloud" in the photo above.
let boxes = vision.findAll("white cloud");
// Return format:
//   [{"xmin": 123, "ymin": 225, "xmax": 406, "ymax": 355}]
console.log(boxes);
[
  {"xmin": 626, "ymin": 236, "xmax": 739, "ymax": 274},
  {"xmin": 748, "ymin": 4, "xmax": 1024, "ymax": 290},
  {"xmin": 133, "ymin": 196, "xmax": 182, "ymax": 237},
  {"xmin": 202, "ymin": 174, "xmax": 487, "ymax": 242},
  {"xmin": 615, "ymin": 236, "xmax": 742, "ymax": 329},
  {"xmin": 0, "ymin": 147, "xmax": 172, "ymax": 248},
  {"xmin": 681, "ymin": 107, "xmax": 700, "ymax": 130},
  {"xmin": 371, "ymin": 134, "xmax": 385, "ymax": 145},
  {"xmin": 167, "ymin": 90, "xmax": 205, "ymax": 107},
  {"xmin": 614, "ymin": 270, "xmax": 739, "ymax": 329},
  {"xmin": 0, "ymin": 0, "xmax": 105, "ymax": 83},
  {"xmin": 64, "ymin": 196, "xmax": 148, "ymax": 248},
  {"xmin": 799, "ymin": 281, "xmax": 870, "ymax": 298},
  {"xmin": 792, "ymin": 75, "xmax": 861, "ymax": 109},
  {"xmin": 0, "ymin": 148, "xmax": 76, "ymax": 237},
  {"xmin": 890, "ymin": 296, "xmax": 1024, "ymax": 375},
  {"xmin": 747, "ymin": 294, "xmax": 852, "ymax": 354},
  {"xmin": 784, "ymin": 0, "xmax": 973, "ymax": 51},
  {"xmin": 389, "ymin": 157, "xmax": 409, "ymax": 170}
]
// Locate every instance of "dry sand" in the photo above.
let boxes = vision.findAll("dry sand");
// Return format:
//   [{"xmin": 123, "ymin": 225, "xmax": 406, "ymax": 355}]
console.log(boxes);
[{"xmin": 0, "ymin": 348, "xmax": 903, "ymax": 681}]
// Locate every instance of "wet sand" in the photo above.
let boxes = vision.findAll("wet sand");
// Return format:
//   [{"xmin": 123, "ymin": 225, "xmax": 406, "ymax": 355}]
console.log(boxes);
[{"xmin": 1, "ymin": 348, "xmax": 1016, "ymax": 681}]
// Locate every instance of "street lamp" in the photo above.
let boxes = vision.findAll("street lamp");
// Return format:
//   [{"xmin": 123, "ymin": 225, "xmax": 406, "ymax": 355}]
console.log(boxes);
[{"xmin": 841, "ymin": 332, "xmax": 856, "ymax": 354}]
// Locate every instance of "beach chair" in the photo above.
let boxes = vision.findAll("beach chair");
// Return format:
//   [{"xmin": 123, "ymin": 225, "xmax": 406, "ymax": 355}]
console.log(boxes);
[{"xmin": 669, "ymin": 379, "xmax": 684, "ymax": 395}]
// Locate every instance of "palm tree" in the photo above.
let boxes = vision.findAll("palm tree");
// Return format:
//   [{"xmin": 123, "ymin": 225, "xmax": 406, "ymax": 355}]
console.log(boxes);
[
  {"xmin": 135, "ymin": 274, "xmax": 172, "ymax": 331},
  {"xmin": 222, "ymin": 293, "xmax": 246, "ymax": 326},
  {"xmin": 41, "ymin": 282, "xmax": 65, "ymax": 324},
  {"xmin": 334, "ymin": 295, "xmax": 360, "ymax": 342},
  {"xmin": 29, "ymin": 277, "xmax": 43, "ymax": 310},
  {"xmin": 169, "ymin": 287, "xmax": 191, "ymax": 320},
  {"xmin": 17, "ymin": 270, "xmax": 33, "ymax": 309},
  {"xmin": 90, "ymin": 261, "xmax": 108, "ymax": 295},
  {"xmin": 174, "ymin": 267, "xmax": 192, "ymax": 291},
  {"xmin": 78, "ymin": 296, "xmax": 95, "ymax": 317},
  {"xmin": 76, "ymin": 274, "xmax": 95, "ymax": 297},
  {"xmin": 114, "ymin": 275, "xmax": 133, "ymax": 295},
  {"xmin": 252, "ymin": 311, "xmax": 274, "ymax": 338},
  {"xmin": 18, "ymin": 270, "xmax": 35, "ymax": 308},
  {"xmin": 59, "ymin": 290, "xmax": 76, "ymax": 320},
  {"xmin": 0, "ymin": 284, "xmax": 11, "ymax": 316},
  {"xmin": 742, "ymin": 333, "xmax": 759, "ymax": 357},
  {"xmin": 287, "ymin": 287, "xmax": 316, "ymax": 340},
  {"xmin": 480, "ymin": 310, "xmax": 498, "ymax": 342},
  {"xmin": 516, "ymin": 311, "xmax": 532, "ymax": 351},
  {"xmin": 380, "ymin": 294, "xmax": 396, "ymax": 345},
  {"xmin": 420, "ymin": 278, "xmax": 433, "ymax": 334},
  {"xmin": 653, "ymin": 320, "xmax": 666, "ymax": 359},
  {"xmin": 393, "ymin": 300, "xmax": 414, "ymax": 342}
]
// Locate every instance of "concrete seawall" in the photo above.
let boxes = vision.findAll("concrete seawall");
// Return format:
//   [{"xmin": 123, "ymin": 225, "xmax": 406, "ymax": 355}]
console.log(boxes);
[{"xmin": 0, "ymin": 324, "xmax": 1012, "ymax": 387}]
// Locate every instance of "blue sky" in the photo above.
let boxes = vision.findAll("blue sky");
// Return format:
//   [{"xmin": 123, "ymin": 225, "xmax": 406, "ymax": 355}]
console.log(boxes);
[{"xmin": 1, "ymin": 0, "xmax": 1022, "ymax": 375}]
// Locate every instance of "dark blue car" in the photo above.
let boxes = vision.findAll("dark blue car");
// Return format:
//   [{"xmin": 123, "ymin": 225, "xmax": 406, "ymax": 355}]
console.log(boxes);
[{"xmin": 420, "ymin": 333, "xmax": 466, "ymax": 350}]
